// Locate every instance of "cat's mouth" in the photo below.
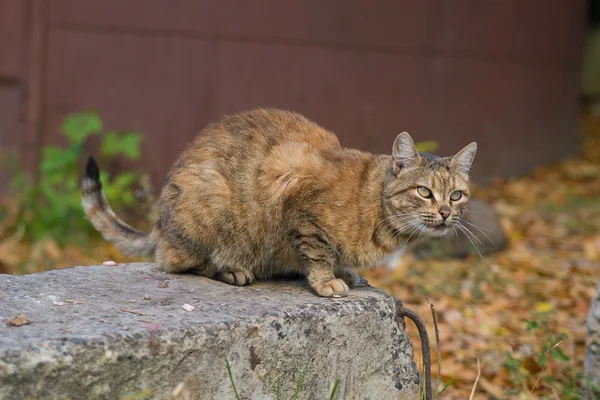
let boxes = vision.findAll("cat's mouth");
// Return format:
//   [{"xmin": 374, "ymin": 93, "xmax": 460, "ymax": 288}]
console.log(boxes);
[{"xmin": 424, "ymin": 223, "xmax": 450, "ymax": 237}]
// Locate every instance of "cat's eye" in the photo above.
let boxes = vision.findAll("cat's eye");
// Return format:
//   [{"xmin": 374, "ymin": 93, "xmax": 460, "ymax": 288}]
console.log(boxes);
[
  {"xmin": 417, "ymin": 186, "xmax": 432, "ymax": 198},
  {"xmin": 450, "ymin": 190, "xmax": 463, "ymax": 201}
]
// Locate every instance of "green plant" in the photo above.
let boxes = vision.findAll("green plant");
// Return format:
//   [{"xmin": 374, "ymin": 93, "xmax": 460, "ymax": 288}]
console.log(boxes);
[
  {"xmin": 414, "ymin": 141, "xmax": 440, "ymax": 154},
  {"xmin": 9, "ymin": 111, "xmax": 143, "ymax": 245},
  {"xmin": 226, "ymin": 358, "xmax": 241, "ymax": 400},
  {"xmin": 502, "ymin": 310, "xmax": 592, "ymax": 399}
]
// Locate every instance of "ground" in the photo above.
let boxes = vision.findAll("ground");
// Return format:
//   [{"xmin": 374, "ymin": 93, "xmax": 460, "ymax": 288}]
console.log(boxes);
[{"xmin": 1, "ymin": 109, "xmax": 600, "ymax": 399}]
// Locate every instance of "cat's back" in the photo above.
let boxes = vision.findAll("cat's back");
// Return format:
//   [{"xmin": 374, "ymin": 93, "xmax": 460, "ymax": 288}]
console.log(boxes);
[
  {"xmin": 168, "ymin": 108, "xmax": 340, "ymax": 194},
  {"xmin": 191, "ymin": 108, "xmax": 339, "ymax": 156},
  {"xmin": 163, "ymin": 109, "xmax": 342, "ymax": 208}
]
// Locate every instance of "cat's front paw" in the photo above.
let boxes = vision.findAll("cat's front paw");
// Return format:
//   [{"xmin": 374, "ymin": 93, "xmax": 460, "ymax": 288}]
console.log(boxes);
[{"xmin": 313, "ymin": 278, "xmax": 349, "ymax": 298}]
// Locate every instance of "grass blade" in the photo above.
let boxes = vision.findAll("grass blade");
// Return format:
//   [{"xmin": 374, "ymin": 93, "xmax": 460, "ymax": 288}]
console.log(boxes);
[
  {"xmin": 329, "ymin": 378, "xmax": 341, "ymax": 400},
  {"xmin": 439, "ymin": 379, "xmax": 453, "ymax": 395},
  {"xmin": 225, "ymin": 358, "xmax": 241, "ymax": 400},
  {"xmin": 292, "ymin": 365, "xmax": 308, "ymax": 399},
  {"xmin": 276, "ymin": 377, "xmax": 281, "ymax": 400}
]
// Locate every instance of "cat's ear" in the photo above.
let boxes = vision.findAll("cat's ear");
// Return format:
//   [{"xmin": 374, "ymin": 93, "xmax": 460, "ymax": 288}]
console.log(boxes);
[
  {"xmin": 450, "ymin": 142, "xmax": 477, "ymax": 175},
  {"xmin": 392, "ymin": 132, "xmax": 421, "ymax": 172}
]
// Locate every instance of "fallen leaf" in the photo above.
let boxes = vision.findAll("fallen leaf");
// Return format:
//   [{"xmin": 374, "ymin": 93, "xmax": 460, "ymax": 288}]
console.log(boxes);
[
  {"xmin": 182, "ymin": 304, "xmax": 195, "ymax": 312},
  {"xmin": 63, "ymin": 299, "xmax": 87, "ymax": 304},
  {"xmin": 478, "ymin": 377, "xmax": 504, "ymax": 398},
  {"xmin": 6, "ymin": 313, "xmax": 31, "ymax": 326},
  {"xmin": 522, "ymin": 355, "xmax": 543, "ymax": 374},
  {"xmin": 140, "ymin": 322, "xmax": 160, "ymax": 332},
  {"xmin": 534, "ymin": 302, "xmax": 554, "ymax": 313}
]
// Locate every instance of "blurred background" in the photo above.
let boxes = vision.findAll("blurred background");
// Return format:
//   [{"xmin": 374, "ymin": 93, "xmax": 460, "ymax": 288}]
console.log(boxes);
[{"xmin": 1, "ymin": 1, "xmax": 600, "ymax": 399}]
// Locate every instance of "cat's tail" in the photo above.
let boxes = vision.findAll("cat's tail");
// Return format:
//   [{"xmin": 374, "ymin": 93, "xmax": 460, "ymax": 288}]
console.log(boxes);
[{"xmin": 81, "ymin": 156, "xmax": 158, "ymax": 257}]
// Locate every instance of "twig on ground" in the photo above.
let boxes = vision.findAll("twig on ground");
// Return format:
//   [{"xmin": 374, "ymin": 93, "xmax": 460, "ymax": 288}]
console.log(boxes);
[
  {"xmin": 137, "ymin": 319, "xmax": 160, "ymax": 324},
  {"xmin": 426, "ymin": 297, "xmax": 441, "ymax": 399},
  {"xmin": 119, "ymin": 308, "xmax": 149, "ymax": 316},
  {"xmin": 469, "ymin": 358, "xmax": 481, "ymax": 400}
]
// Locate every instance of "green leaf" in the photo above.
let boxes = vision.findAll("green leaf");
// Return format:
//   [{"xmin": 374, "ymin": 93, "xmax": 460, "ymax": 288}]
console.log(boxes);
[
  {"xmin": 40, "ymin": 147, "xmax": 69, "ymax": 173},
  {"xmin": 100, "ymin": 131, "xmax": 143, "ymax": 160},
  {"xmin": 100, "ymin": 131, "xmax": 120, "ymax": 157},
  {"xmin": 538, "ymin": 351, "xmax": 547, "ymax": 367},
  {"xmin": 102, "ymin": 171, "xmax": 137, "ymax": 209},
  {"xmin": 551, "ymin": 347, "xmax": 570, "ymax": 362},
  {"xmin": 415, "ymin": 140, "xmax": 439, "ymax": 153},
  {"xmin": 111, "ymin": 172, "xmax": 137, "ymax": 189},
  {"xmin": 120, "ymin": 191, "xmax": 135, "ymax": 207},
  {"xmin": 40, "ymin": 146, "xmax": 79, "ymax": 178},
  {"xmin": 120, "ymin": 132, "xmax": 143, "ymax": 159},
  {"xmin": 62, "ymin": 111, "xmax": 103, "ymax": 145},
  {"xmin": 525, "ymin": 320, "xmax": 539, "ymax": 332}
]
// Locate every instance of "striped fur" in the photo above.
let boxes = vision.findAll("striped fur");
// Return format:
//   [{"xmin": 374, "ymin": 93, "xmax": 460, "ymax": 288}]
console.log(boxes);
[{"xmin": 81, "ymin": 156, "xmax": 158, "ymax": 257}]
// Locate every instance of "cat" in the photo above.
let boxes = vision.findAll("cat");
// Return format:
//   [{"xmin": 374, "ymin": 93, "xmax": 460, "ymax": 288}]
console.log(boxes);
[{"xmin": 82, "ymin": 108, "xmax": 477, "ymax": 297}]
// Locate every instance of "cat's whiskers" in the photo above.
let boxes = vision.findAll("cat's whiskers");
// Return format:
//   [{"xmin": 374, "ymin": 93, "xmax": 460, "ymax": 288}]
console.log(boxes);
[
  {"xmin": 398, "ymin": 220, "xmax": 425, "ymax": 248},
  {"xmin": 451, "ymin": 225, "xmax": 460, "ymax": 245},
  {"xmin": 455, "ymin": 222, "xmax": 485, "ymax": 261},
  {"xmin": 412, "ymin": 221, "xmax": 429, "ymax": 246},
  {"xmin": 455, "ymin": 221, "xmax": 484, "ymax": 246},
  {"xmin": 375, "ymin": 213, "xmax": 419, "ymax": 238},
  {"xmin": 376, "ymin": 213, "xmax": 417, "ymax": 228},
  {"xmin": 457, "ymin": 218, "xmax": 496, "ymax": 246},
  {"xmin": 389, "ymin": 220, "xmax": 420, "ymax": 241}
]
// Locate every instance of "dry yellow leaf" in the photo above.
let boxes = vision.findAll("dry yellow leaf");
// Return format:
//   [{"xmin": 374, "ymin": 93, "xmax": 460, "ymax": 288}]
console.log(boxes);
[{"xmin": 534, "ymin": 302, "xmax": 554, "ymax": 313}]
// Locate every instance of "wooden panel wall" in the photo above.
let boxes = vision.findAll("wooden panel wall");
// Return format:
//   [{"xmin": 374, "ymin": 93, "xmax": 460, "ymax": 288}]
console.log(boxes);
[
  {"xmin": 1, "ymin": 0, "xmax": 589, "ymax": 189},
  {"xmin": 0, "ymin": 0, "xmax": 26, "ymax": 191}
]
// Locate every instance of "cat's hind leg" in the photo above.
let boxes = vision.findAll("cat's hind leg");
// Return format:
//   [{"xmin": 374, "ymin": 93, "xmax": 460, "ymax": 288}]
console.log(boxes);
[
  {"xmin": 215, "ymin": 270, "xmax": 255, "ymax": 286},
  {"xmin": 155, "ymin": 238, "xmax": 204, "ymax": 273},
  {"xmin": 156, "ymin": 240, "xmax": 255, "ymax": 286}
]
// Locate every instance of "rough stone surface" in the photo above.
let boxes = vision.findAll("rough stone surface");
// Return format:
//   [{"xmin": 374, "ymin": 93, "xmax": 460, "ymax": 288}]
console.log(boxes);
[
  {"xmin": 585, "ymin": 280, "xmax": 600, "ymax": 393},
  {"xmin": 0, "ymin": 263, "xmax": 420, "ymax": 400}
]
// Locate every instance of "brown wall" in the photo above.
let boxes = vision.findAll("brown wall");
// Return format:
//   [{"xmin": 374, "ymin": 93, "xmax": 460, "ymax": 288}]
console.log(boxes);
[
  {"xmin": 0, "ymin": 0, "xmax": 25, "ymax": 189},
  {"xmin": 0, "ymin": 1, "xmax": 588, "ymax": 190}
]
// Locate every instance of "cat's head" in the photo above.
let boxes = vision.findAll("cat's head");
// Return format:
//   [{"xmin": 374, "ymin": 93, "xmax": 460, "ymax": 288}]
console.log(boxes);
[{"xmin": 382, "ymin": 132, "xmax": 477, "ymax": 239}]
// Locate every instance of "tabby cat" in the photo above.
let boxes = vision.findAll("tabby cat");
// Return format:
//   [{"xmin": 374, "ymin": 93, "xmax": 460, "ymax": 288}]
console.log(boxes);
[{"xmin": 82, "ymin": 109, "xmax": 477, "ymax": 297}]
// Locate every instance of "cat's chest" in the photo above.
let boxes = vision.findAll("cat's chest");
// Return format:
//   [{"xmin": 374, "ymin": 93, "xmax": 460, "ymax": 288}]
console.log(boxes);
[{"xmin": 336, "ymin": 239, "xmax": 393, "ymax": 269}]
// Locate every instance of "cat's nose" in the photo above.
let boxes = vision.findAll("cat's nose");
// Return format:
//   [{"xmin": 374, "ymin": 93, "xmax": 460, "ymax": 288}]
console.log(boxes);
[{"xmin": 438, "ymin": 206, "xmax": 451, "ymax": 220}]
